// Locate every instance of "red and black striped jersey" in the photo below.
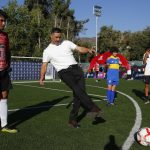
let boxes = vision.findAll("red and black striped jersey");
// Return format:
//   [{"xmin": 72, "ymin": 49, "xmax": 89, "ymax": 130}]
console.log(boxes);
[{"xmin": 0, "ymin": 31, "xmax": 10, "ymax": 71}]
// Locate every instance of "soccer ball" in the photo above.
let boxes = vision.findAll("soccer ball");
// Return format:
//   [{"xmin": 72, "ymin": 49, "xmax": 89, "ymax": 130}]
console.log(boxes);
[{"xmin": 136, "ymin": 127, "xmax": 150, "ymax": 146}]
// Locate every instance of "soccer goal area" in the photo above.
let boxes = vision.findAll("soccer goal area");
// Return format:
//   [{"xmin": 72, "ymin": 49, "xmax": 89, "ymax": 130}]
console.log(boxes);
[{"xmin": 10, "ymin": 56, "xmax": 60, "ymax": 81}]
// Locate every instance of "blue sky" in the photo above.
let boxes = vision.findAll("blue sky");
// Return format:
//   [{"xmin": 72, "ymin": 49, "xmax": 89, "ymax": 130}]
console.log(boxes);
[{"xmin": 1, "ymin": 0, "xmax": 150, "ymax": 37}]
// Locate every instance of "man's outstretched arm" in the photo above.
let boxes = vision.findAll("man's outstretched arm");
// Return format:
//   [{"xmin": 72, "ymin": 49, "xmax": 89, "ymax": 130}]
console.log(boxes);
[
  {"xmin": 75, "ymin": 46, "xmax": 95, "ymax": 54},
  {"xmin": 40, "ymin": 62, "xmax": 48, "ymax": 85}
]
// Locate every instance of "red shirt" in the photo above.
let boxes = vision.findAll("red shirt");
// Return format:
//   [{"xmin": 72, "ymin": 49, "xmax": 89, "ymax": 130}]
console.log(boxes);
[
  {"xmin": 94, "ymin": 62, "xmax": 99, "ymax": 71},
  {"xmin": 0, "ymin": 31, "xmax": 10, "ymax": 71}
]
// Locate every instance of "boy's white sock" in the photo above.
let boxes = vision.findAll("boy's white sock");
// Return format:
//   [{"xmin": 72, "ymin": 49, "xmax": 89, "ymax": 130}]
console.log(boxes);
[{"xmin": 0, "ymin": 99, "xmax": 8, "ymax": 128}]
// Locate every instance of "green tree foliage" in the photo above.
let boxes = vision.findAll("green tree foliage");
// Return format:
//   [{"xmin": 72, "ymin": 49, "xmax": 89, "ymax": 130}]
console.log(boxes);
[
  {"xmin": 50, "ymin": 0, "xmax": 89, "ymax": 40},
  {"xmin": 98, "ymin": 26, "xmax": 121, "ymax": 53},
  {"xmin": 128, "ymin": 32, "xmax": 148, "ymax": 60},
  {"xmin": 98, "ymin": 26, "xmax": 150, "ymax": 60},
  {"xmin": 143, "ymin": 27, "xmax": 150, "ymax": 48},
  {"xmin": 3, "ymin": 0, "xmax": 88, "ymax": 57},
  {"xmin": 73, "ymin": 39, "xmax": 94, "ymax": 63},
  {"xmin": 4, "ymin": 0, "xmax": 49, "ymax": 56},
  {"xmin": 2, "ymin": 1, "xmax": 150, "ymax": 61},
  {"xmin": 24, "ymin": 0, "xmax": 52, "ymax": 17},
  {"xmin": 4, "ymin": 1, "xmax": 31, "ymax": 56}
]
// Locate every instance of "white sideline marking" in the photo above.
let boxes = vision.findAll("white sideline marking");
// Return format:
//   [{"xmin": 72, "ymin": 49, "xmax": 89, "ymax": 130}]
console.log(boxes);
[
  {"xmin": 118, "ymin": 91, "xmax": 142, "ymax": 150},
  {"xmin": 13, "ymin": 83, "xmax": 106, "ymax": 98},
  {"xmin": 13, "ymin": 80, "xmax": 61, "ymax": 83},
  {"xmin": 8, "ymin": 103, "xmax": 69, "ymax": 112},
  {"xmin": 8, "ymin": 99, "xmax": 102, "ymax": 112},
  {"xmin": 12, "ymin": 83, "xmax": 142, "ymax": 150}
]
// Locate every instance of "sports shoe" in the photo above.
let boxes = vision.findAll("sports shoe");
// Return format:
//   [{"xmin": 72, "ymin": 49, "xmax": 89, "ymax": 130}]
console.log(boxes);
[
  {"xmin": 1, "ymin": 127, "xmax": 18, "ymax": 133},
  {"xmin": 68, "ymin": 120, "xmax": 80, "ymax": 128},
  {"xmin": 145, "ymin": 100, "xmax": 150, "ymax": 104},
  {"xmin": 144, "ymin": 96, "xmax": 150, "ymax": 104},
  {"xmin": 106, "ymin": 103, "xmax": 115, "ymax": 106}
]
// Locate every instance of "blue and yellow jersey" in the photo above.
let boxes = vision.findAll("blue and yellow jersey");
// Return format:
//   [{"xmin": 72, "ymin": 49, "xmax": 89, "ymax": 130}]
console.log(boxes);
[
  {"xmin": 106, "ymin": 55, "xmax": 120, "ymax": 70},
  {"xmin": 106, "ymin": 55, "xmax": 120, "ymax": 83}
]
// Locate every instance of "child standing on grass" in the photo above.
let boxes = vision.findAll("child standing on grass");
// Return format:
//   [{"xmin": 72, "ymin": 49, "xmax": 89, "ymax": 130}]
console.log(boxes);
[
  {"xmin": 106, "ymin": 47, "xmax": 122, "ymax": 106},
  {"xmin": 0, "ymin": 9, "xmax": 17, "ymax": 133},
  {"xmin": 143, "ymin": 48, "xmax": 150, "ymax": 104}
]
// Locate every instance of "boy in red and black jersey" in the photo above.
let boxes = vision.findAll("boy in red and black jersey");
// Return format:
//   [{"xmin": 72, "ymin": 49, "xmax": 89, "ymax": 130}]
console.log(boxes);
[
  {"xmin": 0, "ymin": 30, "xmax": 10, "ymax": 71},
  {"xmin": 0, "ymin": 9, "xmax": 17, "ymax": 133}
]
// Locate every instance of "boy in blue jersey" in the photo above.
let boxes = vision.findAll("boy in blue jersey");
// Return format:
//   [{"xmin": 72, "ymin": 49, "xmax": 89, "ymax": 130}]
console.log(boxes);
[{"xmin": 106, "ymin": 47, "xmax": 122, "ymax": 105}]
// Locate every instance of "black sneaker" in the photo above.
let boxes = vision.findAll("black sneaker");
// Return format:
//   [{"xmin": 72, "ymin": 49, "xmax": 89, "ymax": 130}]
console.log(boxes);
[{"xmin": 144, "ymin": 96, "xmax": 150, "ymax": 104}]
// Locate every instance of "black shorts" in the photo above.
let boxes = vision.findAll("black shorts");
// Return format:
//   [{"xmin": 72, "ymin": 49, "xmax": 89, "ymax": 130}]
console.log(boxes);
[
  {"xmin": 144, "ymin": 76, "xmax": 150, "ymax": 84},
  {"xmin": 0, "ymin": 70, "xmax": 12, "ymax": 91}
]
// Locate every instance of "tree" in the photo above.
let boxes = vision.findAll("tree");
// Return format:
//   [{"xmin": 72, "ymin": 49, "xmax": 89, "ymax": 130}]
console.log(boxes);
[
  {"xmin": 4, "ymin": 1, "xmax": 32, "ymax": 56},
  {"xmin": 97, "ymin": 25, "xmax": 150, "ymax": 60},
  {"xmin": 50, "ymin": 0, "xmax": 89, "ymax": 40},
  {"xmin": 25, "ymin": 0, "xmax": 52, "ymax": 17},
  {"xmin": 129, "ymin": 31, "xmax": 149, "ymax": 60},
  {"xmin": 3, "ymin": 0, "xmax": 89, "ymax": 57},
  {"xmin": 98, "ymin": 26, "xmax": 121, "ymax": 53}
]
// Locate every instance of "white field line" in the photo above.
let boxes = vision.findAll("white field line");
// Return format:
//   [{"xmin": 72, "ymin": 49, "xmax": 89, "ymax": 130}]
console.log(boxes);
[
  {"xmin": 8, "ymin": 99, "xmax": 102, "ymax": 112},
  {"xmin": 12, "ymin": 80, "xmax": 61, "ymax": 83},
  {"xmin": 86, "ymin": 84, "xmax": 142, "ymax": 150},
  {"xmin": 118, "ymin": 91, "xmax": 142, "ymax": 150},
  {"xmin": 12, "ymin": 83, "xmax": 106, "ymax": 98},
  {"xmin": 12, "ymin": 83, "xmax": 142, "ymax": 150},
  {"xmin": 9, "ymin": 83, "xmax": 105, "ymax": 112}
]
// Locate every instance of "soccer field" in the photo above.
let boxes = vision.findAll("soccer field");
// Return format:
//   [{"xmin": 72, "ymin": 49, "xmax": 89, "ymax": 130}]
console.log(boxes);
[{"xmin": 0, "ymin": 79, "xmax": 149, "ymax": 150}]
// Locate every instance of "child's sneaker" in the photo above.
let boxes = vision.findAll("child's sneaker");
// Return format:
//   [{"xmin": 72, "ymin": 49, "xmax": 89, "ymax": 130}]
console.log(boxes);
[
  {"xmin": 1, "ymin": 126, "xmax": 18, "ymax": 133},
  {"xmin": 145, "ymin": 100, "xmax": 150, "ymax": 104},
  {"xmin": 144, "ymin": 96, "xmax": 150, "ymax": 104}
]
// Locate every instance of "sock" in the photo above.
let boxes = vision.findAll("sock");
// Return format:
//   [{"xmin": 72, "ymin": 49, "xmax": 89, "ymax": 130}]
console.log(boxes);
[
  {"xmin": 0, "ymin": 99, "xmax": 8, "ymax": 128},
  {"xmin": 107, "ymin": 90, "xmax": 111, "ymax": 103},
  {"xmin": 110, "ymin": 91, "xmax": 115, "ymax": 103}
]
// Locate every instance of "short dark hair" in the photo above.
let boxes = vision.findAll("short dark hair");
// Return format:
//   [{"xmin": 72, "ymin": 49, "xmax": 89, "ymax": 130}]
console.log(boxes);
[
  {"xmin": 0, "ymin": 9, "xmax": 8, "ymax": 19},
  {"xmin": 51, "ymin": 27, "xmax": 62, "ymax": 34},
  {"xmin": 110, "ymin": 46, "xmax": 119, "ymax": 53}
]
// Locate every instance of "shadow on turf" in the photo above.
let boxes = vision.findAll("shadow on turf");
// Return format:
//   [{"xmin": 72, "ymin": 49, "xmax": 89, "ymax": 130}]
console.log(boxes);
[
  {"xmin": 132, "ymin": 89, "xmax": 145, "ymax": 102},
  {"xmin": 134, "ymin": 131, "xmax": 142, "ymax": 146},
  {"xmin": 104, "ymin": 135, "xmax": 121, "ymax": 150},
  {"xmin": 76, "ymin": 110, "xmax": 106, "ymax": 125},
  {"xmin": 89, "ymin": 93, "xmax": 118, "ymax": 101},
  {"xmin": 90, "ymin": 95, "xmax": 105, "ymax": 101},
  {"xmin": 65, "ymin": 96, "xmax": 104, "ymax": 109},
  {"xmin": 66, "ymin": 94, "xmax": 104, "ymax": 109},
  {"xmin": 8, "ymin": 96, "xmax": 69, "ymax": 128},
  {"xmin": 92, "ymin": 116, "xmax": 106, "ymax": 125}
]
